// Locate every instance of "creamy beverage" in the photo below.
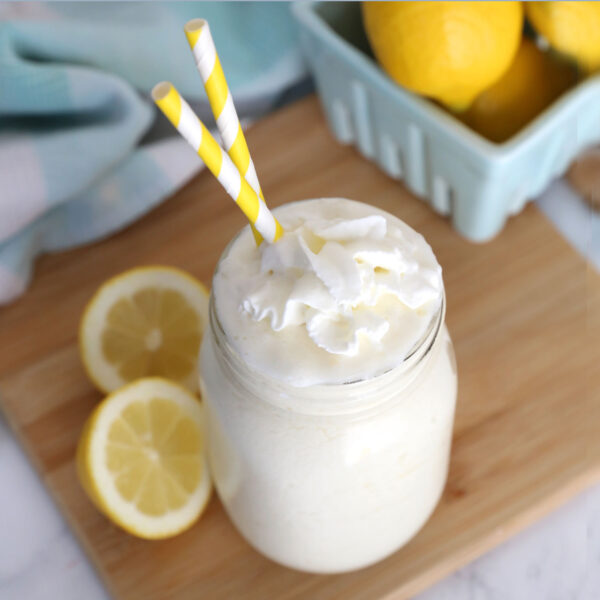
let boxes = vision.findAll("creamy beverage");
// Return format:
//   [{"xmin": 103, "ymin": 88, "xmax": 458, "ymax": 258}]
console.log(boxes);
[{"xmin": 200, "ymin": 198, "xmax": 457, "ymax": 573}]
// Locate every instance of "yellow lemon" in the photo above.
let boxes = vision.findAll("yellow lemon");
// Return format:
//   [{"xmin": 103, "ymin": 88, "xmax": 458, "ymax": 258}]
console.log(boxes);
[
  {"xmin": 76, "ymin": 377, "xmax": 212, "ymax": 539},
  {"xmin": 462, "ymin": 38, "xmax": 577, "ymax": 142},
  {"xmin": 79, "ymin": 266, "xmax": 209, "ymax": 393},
  {"xmin": 526, "ymin": 2, "xmax": 600, "ymax": 73},
  {"xmin": 362, "ymin": 1, "xmax": 524, "ymax": 111}
]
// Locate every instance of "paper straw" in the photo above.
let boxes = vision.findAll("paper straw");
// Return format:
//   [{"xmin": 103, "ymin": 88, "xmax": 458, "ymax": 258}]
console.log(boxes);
[
  {"xmin": 183, "ymin": 19, "xmax": 264, "ymax": 200},
  {"xmin": 152, "ymin": 82, "xmax": 283, "ymax": 243}
]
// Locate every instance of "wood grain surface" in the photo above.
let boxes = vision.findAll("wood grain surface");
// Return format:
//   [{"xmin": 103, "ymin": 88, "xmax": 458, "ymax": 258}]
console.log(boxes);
[
  {"xmin": 1, "ymin": 96, "xmax": 598, "ymax": 600},
  {"xmin": 568, "ymin": 147, "xmax": 600, "ymax": 210}
]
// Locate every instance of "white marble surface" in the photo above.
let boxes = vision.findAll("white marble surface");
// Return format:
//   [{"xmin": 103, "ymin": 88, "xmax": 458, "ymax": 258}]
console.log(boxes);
[{"xmin": 0, "ymin": 179, "xmax": 598, "ymax": 600}]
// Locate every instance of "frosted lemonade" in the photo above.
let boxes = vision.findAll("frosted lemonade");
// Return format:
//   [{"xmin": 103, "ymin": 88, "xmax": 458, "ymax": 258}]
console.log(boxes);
[
  {"xmin": 149, "ymin": 21, "xmax": 457, "ymax": 573},
  {"xmin": 201, "ymin": 197, "xmax": 457, "ymax": 573}
]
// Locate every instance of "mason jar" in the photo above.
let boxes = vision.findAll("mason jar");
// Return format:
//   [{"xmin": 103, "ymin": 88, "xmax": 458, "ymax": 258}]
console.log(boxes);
[{"xmin": 199, "ymin": 232, "xmax": 457, "ymax": 573}]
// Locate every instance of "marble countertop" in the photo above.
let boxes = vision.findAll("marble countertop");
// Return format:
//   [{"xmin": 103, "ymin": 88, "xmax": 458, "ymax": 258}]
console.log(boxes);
[{"xmin": 1, "ymin": 179, "xmax": 598, "ymax": 600}]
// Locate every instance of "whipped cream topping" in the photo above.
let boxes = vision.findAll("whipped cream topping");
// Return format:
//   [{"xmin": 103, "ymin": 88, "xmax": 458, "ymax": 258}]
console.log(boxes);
[{"xmin": 213, "ymin": 198, "xmax": 444, "ymax": 386}]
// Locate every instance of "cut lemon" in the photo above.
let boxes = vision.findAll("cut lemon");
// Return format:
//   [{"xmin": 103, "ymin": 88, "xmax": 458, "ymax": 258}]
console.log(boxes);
[
  {"xmin": 80, "ymin": 266, "xmax": 209, "ymax": 393},
  {"xmin": 77, "ymin": 377, "xmax": 212, "ymax": 539}
]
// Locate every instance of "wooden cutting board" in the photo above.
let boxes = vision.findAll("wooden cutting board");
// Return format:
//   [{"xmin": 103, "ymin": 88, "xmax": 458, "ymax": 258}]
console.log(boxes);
[{"xmin": 1, "ymin": 96, "xmax": 598, "ymax": 600}]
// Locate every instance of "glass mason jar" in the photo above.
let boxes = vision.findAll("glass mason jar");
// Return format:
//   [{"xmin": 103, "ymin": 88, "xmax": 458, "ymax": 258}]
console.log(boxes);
[{"xmin": 199, "ymin": 241, "xmax": 458, "ymax": 573}]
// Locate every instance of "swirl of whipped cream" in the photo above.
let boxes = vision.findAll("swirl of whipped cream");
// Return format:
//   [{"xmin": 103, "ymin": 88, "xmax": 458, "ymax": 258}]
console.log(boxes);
[
  {"xmin": 213, "ymin": 198, "xmax": 444, "ymax": 386},
  {"xmin": 242, "ymin": 213, "xmax": 442, "ymax": 356}
]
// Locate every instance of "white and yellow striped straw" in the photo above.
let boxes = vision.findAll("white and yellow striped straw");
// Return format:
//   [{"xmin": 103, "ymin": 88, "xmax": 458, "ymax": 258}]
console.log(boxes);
[
  {"xmin": 152, "ymin": 82, "xmax": 283, "ymax": 243},
  {"xmin": 184, "ymin": 19, "xmax": 264, "ymax": 201}
]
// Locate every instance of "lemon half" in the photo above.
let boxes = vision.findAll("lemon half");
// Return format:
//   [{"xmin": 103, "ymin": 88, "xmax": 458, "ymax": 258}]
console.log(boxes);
[
  {"xmin": 77, "ymin": 377, "xmax": 211, "ymax": 539},
  {"xmin": 80, "ymin": 266, "xmax": 209, "ymax": 393}
]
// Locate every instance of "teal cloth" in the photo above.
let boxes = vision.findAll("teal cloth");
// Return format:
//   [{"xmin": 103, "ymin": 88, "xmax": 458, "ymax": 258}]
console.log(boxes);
[{"xmin": 0, "ymin": 2, "xmax": 305, "ymax": 303}]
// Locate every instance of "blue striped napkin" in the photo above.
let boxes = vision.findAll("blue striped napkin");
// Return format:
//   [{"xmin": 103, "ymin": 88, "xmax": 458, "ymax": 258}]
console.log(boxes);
[{"xmin": 0, "ymin": 2, "xmax": 305, "ymax": 303}]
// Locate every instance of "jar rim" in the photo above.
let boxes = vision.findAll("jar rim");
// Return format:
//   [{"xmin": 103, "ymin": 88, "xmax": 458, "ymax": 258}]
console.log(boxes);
[
  {"xmin": 206, "ymin": 292, "xmax": 444, "ymax": 416},
  {"xmin": 205, "ymin": 204, "xmax": 446, "ymax": 415}
]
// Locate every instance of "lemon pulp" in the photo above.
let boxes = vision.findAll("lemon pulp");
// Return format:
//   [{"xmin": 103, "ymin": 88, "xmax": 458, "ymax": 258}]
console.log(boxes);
[
  {"xmin": 77, "ymin": 378, "xmax": 211, "ymax": 539},
  {"xmin": 79, "ymin": 266, "xmax": 209, "ymax": 393},
  {"xmin": 102, "ymin": 287, "xmax": 202, "ymax": 382}
]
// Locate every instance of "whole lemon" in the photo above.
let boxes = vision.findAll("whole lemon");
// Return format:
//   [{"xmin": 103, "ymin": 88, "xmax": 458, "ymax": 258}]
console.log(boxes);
[
  {"xmin": 526, "ymin": 2, "xmax": 600, "ymax": 73},
  {"xmin": 462, "ymin": 38, "xmax": 577, "ymax": 142},
  {"xmin": 362, "ymin": 1, "xmax": 524, "ymax": 111}
]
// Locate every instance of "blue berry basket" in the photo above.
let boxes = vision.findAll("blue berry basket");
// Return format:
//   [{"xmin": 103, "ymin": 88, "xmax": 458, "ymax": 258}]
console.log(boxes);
[{"xmin": 291, "ymin": 1, "xmax": 600, "ymax": 242}]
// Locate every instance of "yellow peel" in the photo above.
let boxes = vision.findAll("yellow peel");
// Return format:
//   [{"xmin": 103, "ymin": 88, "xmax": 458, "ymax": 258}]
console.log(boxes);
[{"xmin": 362, "ymin": 1, "xmax": 523, "ymax": 111}]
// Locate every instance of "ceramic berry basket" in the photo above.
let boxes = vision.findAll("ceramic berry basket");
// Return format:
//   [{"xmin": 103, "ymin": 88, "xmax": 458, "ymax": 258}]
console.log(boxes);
[{"xmin": 291, "ymin": 1, "xmax": 600, "ymax": 241}]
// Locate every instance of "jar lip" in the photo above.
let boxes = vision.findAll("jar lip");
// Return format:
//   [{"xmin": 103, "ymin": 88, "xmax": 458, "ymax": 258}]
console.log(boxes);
[
  {"xmin": 207, "ymin": 283, "xmax": 445, "ymax": 416},
  {"xmin": 209, "ymin": 288, "xmax": 445, "ymax": 382},
  {"xmin": 206, "ymin": 208, "xmax": 446, "ymax": 415}
]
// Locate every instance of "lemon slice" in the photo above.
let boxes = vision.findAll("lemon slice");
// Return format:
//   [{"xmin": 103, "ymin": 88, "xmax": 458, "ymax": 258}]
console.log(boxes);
[
  {"xmin": 80, "ymin": 266, "xmax": 209, "ymax": 393},
  {"xmin": 77, "ymin": 377, "xmax": 212, "ymax": 539}
]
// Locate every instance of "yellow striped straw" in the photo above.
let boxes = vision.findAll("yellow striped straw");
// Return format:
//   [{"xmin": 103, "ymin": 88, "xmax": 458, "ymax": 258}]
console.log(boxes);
[
  {"xmin": 183, "ymin": 19, "xmax": 264, "ymax": 201},
  {"xmin": 152, "ymin": 82, "xmax": 283, "ymax": 243}
]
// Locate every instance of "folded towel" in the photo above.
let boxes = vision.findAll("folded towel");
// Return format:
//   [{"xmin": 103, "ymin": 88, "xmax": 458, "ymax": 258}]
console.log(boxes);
[{"xmin": 0, "ymin": 2, "xmax": 306, "ymax": 304}]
